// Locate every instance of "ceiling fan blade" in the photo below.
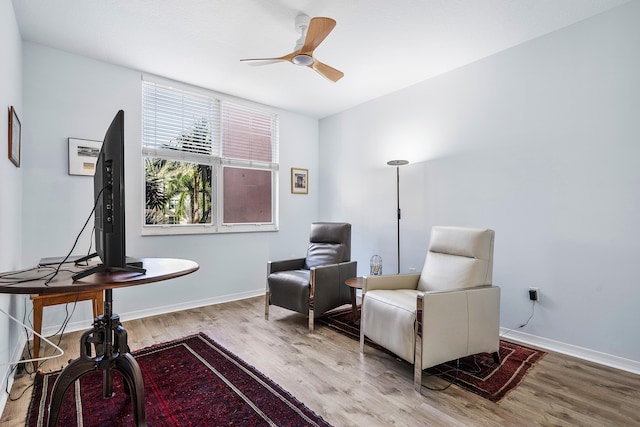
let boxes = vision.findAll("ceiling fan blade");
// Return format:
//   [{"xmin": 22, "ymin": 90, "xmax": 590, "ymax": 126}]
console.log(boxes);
[
  {"xmin": 240, "ymin": 51, "xmax": 298, "ymax": 64},
  {"xmin": 241, "ymin": 59, "xmax": 285, "ymax": 67},
  {"xmin": 300, "ymin": 17, "xmax": 336, "ymax": 54},
  {"xmin": 240, "ymin": 57, "xmax": 285, "ymax": 64},
  {"xmin": 311, "ymin": 60, "xmax": 344, "ymax": 82}
]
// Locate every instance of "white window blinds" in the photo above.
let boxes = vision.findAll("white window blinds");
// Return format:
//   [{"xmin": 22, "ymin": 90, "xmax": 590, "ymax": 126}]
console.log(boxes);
[
  {"xmin": 142, "ymin": 80, "xmax": 278, "ymax": 166},
  {"xmin": 142, "ymin": 81, "xmax": 219, "ymax": 162},
  {"xmin": 221, "ymin": 102, "xmax": 279, "ymax": 166}
]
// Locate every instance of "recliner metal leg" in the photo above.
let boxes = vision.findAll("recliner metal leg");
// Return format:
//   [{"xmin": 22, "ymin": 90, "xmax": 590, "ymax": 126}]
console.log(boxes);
[
  {"xmin": 414, "ymin": 336, "xmax": 423, "ymax": 393},
  {"xmin": 414, "ymin": 294, "xmax": 424, "ymax": 393},
  {"xmin": 359, "ymin": 303, "xmax": 365, "ymax": 353},
  {"xmin": 264, "ymin": 290, "xmax": 270, "ymax": 320}
]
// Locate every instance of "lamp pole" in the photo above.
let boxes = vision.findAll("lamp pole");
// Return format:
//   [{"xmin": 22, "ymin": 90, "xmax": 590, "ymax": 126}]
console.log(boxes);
[{"xmin": 387, "ymin": 160, "xmax": 409, "ymax": 274}]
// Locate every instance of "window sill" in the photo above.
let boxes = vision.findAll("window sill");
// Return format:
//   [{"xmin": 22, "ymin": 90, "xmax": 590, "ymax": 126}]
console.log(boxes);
[{"xmin": 141, "ymin": 223, "xmax": 279, "ymax": 236}]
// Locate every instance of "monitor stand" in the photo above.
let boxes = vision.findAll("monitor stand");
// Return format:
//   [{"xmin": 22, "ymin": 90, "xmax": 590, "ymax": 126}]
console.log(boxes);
[{"xmin": 72, "ymin": 253, "xmax": 146, "ymax": 281}]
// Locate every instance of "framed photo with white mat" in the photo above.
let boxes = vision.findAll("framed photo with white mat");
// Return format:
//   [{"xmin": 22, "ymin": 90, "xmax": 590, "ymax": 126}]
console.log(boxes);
[{"xmin": 68, "ymin": 138, "xmax": 101, "ymax": 176}]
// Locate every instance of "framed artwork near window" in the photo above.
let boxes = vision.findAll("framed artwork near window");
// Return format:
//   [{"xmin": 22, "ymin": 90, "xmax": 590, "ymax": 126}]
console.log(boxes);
[
  {"xmin": 68, "ymin": 138, "xmax": 102, "ymax": 176},
  {"xmin": 8, "ymin": 106, "xmax": 21, "ymax": 167},
  {"xmin": 291, "ymin": 167, "xmax": 308, "ymax": 194}
]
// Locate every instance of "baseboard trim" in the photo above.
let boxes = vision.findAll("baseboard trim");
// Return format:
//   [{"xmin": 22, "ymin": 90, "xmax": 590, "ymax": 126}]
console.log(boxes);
[
  {"xmin": 41, "ymin": 289, "xmax": 265, "ymax": 336},
  {"xmin": 500, "ymin": 327, "xmax": 640, "ymax": 375},
  {"xmin": 118, "ymin": 289, "xmax": 265, "ymax": 323}
]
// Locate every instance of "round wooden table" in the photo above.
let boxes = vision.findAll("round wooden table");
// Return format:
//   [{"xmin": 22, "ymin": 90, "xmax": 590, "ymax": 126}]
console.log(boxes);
[
  {"xmin": 345, "ymin": 277, "xmax": 364, "ymax": 323},
  {"xmin": 0, "ymin": 258, "xmax": 199, "ymax": 427}
]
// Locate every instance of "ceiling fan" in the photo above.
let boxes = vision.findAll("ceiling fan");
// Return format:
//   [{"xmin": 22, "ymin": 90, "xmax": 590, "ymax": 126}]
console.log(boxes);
[{"xmin": 241, "ymin": 14, "xmax": 344, "ymax": 82}]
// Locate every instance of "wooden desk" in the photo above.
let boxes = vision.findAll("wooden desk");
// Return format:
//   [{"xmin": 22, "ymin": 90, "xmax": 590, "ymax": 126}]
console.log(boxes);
[
  {"xmin": 30, "ymin": 290, "xmax": 103, "ymax": 370},
  {"xmin": 1, "ymin": 258, "xmax": 199, "ymax": 427}
]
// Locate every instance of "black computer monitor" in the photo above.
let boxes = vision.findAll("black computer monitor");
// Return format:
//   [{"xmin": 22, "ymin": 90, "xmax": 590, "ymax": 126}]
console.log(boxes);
[{"xmin": 72, "ymin": 110, "xmax": 144, "ymax": 280}]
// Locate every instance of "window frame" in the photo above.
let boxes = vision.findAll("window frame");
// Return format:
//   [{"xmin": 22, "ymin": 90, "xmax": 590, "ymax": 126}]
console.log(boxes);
[{"xmin": 141, "ymin": 76, "xmax": 279, "ymax": 236}]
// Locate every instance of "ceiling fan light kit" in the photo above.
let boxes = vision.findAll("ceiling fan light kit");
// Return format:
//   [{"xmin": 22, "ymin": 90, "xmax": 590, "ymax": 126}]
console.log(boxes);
[
  {"xmin": 240, "ymin": 13, "xmax": 344, "ymax": 82},
  {"xmin": 292, "ymin": 54, "xmax": 314, "ymax": 66}
]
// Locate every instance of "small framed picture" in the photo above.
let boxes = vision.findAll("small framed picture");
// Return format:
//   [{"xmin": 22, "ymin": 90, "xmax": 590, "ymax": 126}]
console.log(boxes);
[
  {"xmin": 291, "ymin": 167, "xmax": 308, "ymax": 194},
  {"xmin": 68, "ymin": 138, "xmax": 102, "ymax": 176},
  {"xmin": 8, "ymin": 106, "xmax": 21, "ymax": 167}
]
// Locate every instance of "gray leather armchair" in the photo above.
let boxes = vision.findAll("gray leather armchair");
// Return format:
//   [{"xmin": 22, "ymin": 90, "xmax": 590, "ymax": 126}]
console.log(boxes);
[{"xmin": 266, "ymin": 222, "xmax": 357, "ymax": 331}]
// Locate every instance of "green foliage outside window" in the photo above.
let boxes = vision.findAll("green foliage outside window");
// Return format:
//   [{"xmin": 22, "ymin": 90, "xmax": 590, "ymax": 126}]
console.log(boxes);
[
  {"xmin": 145, "ymin": 158, "xmax": 212, "ymax": 225},
  {"xmin": 144, "ymin": 118, "xmax": 213, "ymax": 225}
]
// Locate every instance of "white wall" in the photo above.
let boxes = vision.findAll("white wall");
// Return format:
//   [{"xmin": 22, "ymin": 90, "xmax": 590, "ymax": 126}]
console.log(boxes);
[
  {"xmin": 20, "ymin": 43, "xmax": 320, "ymax": 331},
  {"xmin": 0, "ymin": 0, "xmax": 26, "ymax": 411},
  {"xmin": 319, "ymin": 2, "xmax": 640, "ymax": 368}
]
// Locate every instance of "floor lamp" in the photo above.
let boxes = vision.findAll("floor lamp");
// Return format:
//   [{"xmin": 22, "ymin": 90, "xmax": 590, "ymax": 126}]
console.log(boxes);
[{"xmin": 387, "ymin": 159, "xmax": 409, "ymax": 274}]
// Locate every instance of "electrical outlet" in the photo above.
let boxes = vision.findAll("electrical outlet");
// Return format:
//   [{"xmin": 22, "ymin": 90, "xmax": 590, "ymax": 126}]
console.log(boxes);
[{"xmin": 528, "ymin": 287, "xmax": 539, "ymax": 301}]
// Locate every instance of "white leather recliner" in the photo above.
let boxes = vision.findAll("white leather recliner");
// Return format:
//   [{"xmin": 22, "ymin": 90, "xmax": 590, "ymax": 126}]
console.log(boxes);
[{"xmin": 359, "ymin": 226, "xmax": 501, "ymax": 392}]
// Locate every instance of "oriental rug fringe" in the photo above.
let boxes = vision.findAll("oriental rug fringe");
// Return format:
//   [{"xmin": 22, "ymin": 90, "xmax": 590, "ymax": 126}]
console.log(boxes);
[
  {"xmin": 318, "ymin": 306, "xmax": 545, "ymax": 402},
  {"xmin": 27, "ymin": 333, "xmax": 331, "ymax": 426}
]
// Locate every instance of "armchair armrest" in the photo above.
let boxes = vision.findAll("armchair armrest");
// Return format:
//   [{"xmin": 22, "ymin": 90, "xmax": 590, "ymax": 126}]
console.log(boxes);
[
  {"xmin": 268, "ymin": 258, "xmax": 306, "ymax": 274},
  {"xmin": 416, "ymin": 285, "xmax": 500, "ymax": 369},
  {"xmin": 311, "ymin": 261, "xmax": 357, "ymax": 294},
  {"xmin": 310, "ymin": 261, "xmax": 357, "ymax": 317},
  {"xmin": 362, "ymin": 273, "xmax": 421, "ymax": 293}
]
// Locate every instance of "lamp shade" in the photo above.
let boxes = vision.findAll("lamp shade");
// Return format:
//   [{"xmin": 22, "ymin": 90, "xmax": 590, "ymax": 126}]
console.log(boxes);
[{"xmin": 387, "ymin": 160, "xmax": 409, "ymax": 166}]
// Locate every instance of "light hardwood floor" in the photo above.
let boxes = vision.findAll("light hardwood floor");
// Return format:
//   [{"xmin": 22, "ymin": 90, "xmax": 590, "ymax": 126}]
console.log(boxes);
[{"xmin": 2, "ymin": 296, "xmax": 639, "ymax": 426}]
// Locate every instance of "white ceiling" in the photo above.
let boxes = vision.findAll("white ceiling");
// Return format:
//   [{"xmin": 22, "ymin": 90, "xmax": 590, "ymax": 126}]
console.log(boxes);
[{"xmin": 12, "ymin": 0, "xmax": 631, "ymax": 119}]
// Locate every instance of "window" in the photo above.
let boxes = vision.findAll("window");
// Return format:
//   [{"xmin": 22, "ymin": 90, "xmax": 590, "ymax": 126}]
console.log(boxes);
[{"xmin": 142, "ymin": 79, "xmax": 279, "ymax": 235}]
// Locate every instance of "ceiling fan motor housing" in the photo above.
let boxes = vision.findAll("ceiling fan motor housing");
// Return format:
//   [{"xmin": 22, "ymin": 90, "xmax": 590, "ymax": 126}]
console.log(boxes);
[{"xmin": 292, "ymin": 54, "xmax": 313, "ymax": 66}]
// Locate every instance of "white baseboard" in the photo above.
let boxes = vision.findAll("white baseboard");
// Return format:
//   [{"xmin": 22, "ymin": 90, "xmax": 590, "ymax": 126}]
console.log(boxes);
[
  {"xmin": 500, "ymin": 327, "xmax": 640, "ymax": 375},
  {"xmin": 41, "ymin": 289, "xmax": 265, "ymax": 336},
  {"xmin": 118, "ymin": 289, "xmax": 265, "ymax": 324}
]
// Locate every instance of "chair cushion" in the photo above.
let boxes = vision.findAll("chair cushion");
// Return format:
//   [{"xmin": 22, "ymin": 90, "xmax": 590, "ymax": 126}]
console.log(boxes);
[
  {"xmin": 362, "ymin": 289, "xmax": 421, "ymax": 363},
  {"xmin": 418, "ymin": 253, "xmax": 491, "ymax": 291},
  {"xmin": 267, "ymin": 269, "xmax": 311, "ymax": 314},
  {"xmin": 308, "ymin": 222, "xmax": 351, "ymax": 262},
  {"xmin": 428, "ymin": 226, "xmax": 494, "ymax": 260},
  {"xmin": 304, "ymin": 243, "xmax": 345, "ymax": 269}
]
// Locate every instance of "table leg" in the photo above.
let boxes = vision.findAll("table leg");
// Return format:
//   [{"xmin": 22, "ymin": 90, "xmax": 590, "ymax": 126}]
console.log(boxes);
[
  {"xmin": 47, "ymin": 357, "xmax": 94, "ymax": 424},
  {"xmin": 350, "ymin": 287, "xmax": 359, "ymax": 324},
  {"xmin": 116, "ymin": 353, "xmax": 146, "ymax": 424},
  {"xmin": 32, "ymin": 298, "xmax": 43, "ymax": 370}
]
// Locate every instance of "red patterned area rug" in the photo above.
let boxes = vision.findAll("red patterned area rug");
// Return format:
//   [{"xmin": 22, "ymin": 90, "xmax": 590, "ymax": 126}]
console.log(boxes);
[
  {"xmin": 27, "ymin": 333, "xmax": 331, "ymax": 426},
  {"xmin": 318, "ymin": 307, "xmax": 545, "ymax": 402}
]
